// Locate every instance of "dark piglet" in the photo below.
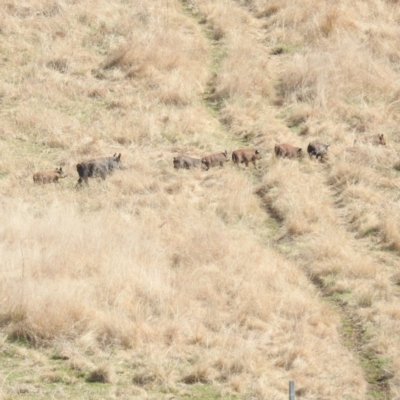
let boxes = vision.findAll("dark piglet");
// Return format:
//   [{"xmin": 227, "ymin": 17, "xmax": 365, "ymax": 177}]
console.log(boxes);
[
  {"xmin": 307, "ymin": 142, "xmax": 330, "ymax": 161},
  {"xmin": 76, "ymin": 153, "xmax": 122, "ymax": 186}
]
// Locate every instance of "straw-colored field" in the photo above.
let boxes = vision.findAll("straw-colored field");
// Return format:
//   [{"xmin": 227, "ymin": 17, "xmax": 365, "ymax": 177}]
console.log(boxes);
[{"xmin": 1, "ymin": 1, "xmax": 400, "ymax": 399}]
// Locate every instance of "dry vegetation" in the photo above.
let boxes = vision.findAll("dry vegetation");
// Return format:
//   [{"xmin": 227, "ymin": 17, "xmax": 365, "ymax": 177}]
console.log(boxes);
[{"xmin": 1, "ymin": 0, "xmax": 400, "ymax": 399}]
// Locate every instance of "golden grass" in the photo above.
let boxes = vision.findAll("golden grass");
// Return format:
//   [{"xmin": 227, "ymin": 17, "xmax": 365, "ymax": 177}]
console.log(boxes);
[
  {"xmin": 0, "ymin": 196, "xmax": 365, "ymax": 397},
  {"xmin": 2, "ymin": 0, "xmax": 400, "ymax": 398}
]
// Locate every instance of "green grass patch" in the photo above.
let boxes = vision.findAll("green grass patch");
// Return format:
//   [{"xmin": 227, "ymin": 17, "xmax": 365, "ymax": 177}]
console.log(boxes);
[
  {"xmin": 288, "ymin": 124, "xmax": 303, "ymax": 133},
  {"xmin": 271, "ymin": 43, "xmax": 300, "ymax": 55},
  {"xmin": 361, "ymin": 354, "xmax": 391, "ymax": 384},
  {"xmin": 321, "ymin": 274, "xmax": 337, "ymax": 288},
  {"xmin": 331, "ymin": 291, "xmax": 354, "ymax": 305},
  {"xmin": 179, "ymin": 384, "xmax": 240, "ymax": 399},
  {"xmin": 275, "ymin": 107, "xmax": 293, "ymax": 121},
  {"xmin": 362, "ymin": 226, "xmax": 380, "ymax": 238},
  {"xmin": 265, "ymin": 216, "xmax": 279, "ymax": 232}
]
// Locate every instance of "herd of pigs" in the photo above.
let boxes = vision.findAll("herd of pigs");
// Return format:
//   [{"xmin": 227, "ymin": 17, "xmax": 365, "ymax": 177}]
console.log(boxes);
[{"xmin": 32, "ymin": 133, "xmax": 386, "ymax": 185}]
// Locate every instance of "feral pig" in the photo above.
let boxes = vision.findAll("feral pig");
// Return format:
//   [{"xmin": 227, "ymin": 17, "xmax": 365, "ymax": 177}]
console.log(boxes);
[
  {"xmin": 355, "ymin": 134, "xmax": 386, "ymax": 146},
  {"xmin": 173, "ymin": 156, "xmax": 202, "ymax": 169},
  {"xmin": 307, "ymin": 142, "xmax": 330, "ymax": 161},
  {"xmin": 232, "ymin": 148, "xmax": 261, "ymax": 168},
  {"xmin": 76, "ymin": 153, "xmax": 122, "ymax": 186},
  {"xmin": 33, "ymin": 167, "xmax": 66, "ymax": 184},
  {"xmin": 274, "ymin": 143, "xmax": 303, "ymax": 158},
  {"xmin": 201, "ymin": 150, "xmax": 229, "ymax": 171}
]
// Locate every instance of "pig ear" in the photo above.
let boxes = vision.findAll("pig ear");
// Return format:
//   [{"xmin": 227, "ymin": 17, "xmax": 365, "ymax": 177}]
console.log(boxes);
[
  {"xmin": 59, "ymin": 167, "xmax": 63, "ymax": 172},
  {"xmin": 116, "ymin": 153, "xmax": 121, "ymax": 161},
  {"xmin": 255, "ymin": 149, "xmax": 260, "ymax": 154},
  {"xmin": 298, "ymin": 148, "xmax": 302, "ymax": 153}
]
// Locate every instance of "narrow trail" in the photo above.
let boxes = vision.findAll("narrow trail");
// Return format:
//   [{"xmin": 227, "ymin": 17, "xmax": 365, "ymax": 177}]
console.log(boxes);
[
  {"xmin": 180, "ymin": 1, "xmax": 223, "ymax": 106},
  {"xmin": 183, "ymin": 0, "xmax": 399, "ymax": 398},
  {"xmin": 307, "ymin": 166, "xmax": 395, "ymax": 394}
]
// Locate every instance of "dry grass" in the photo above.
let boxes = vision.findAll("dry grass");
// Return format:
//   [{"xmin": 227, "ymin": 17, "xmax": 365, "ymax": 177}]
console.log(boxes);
[
  {"xmin": 2, "ymin": 0, "xmax": 400, "ymax": 399},
  {"xmin": 0, "ymin": 175, "xmax": 363, "ymax": 397}
]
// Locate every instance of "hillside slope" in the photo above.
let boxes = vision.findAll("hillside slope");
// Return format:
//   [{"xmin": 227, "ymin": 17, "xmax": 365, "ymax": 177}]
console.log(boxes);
[{"xmin": 1, "ymin": 0, "xmax": 400, "ymax": 399}]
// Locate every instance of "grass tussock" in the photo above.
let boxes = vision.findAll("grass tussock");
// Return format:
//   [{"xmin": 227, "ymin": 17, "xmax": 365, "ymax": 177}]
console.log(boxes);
[{"xmin": 86, "ymin": 365, "xmax": 115, "ymax": 383}]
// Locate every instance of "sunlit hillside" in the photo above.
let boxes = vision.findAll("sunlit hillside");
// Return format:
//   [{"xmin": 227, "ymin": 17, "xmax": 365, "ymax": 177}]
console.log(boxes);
[{"xmin": 1, "ymin": 1, "xmax": 400, "ymax": 399}]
